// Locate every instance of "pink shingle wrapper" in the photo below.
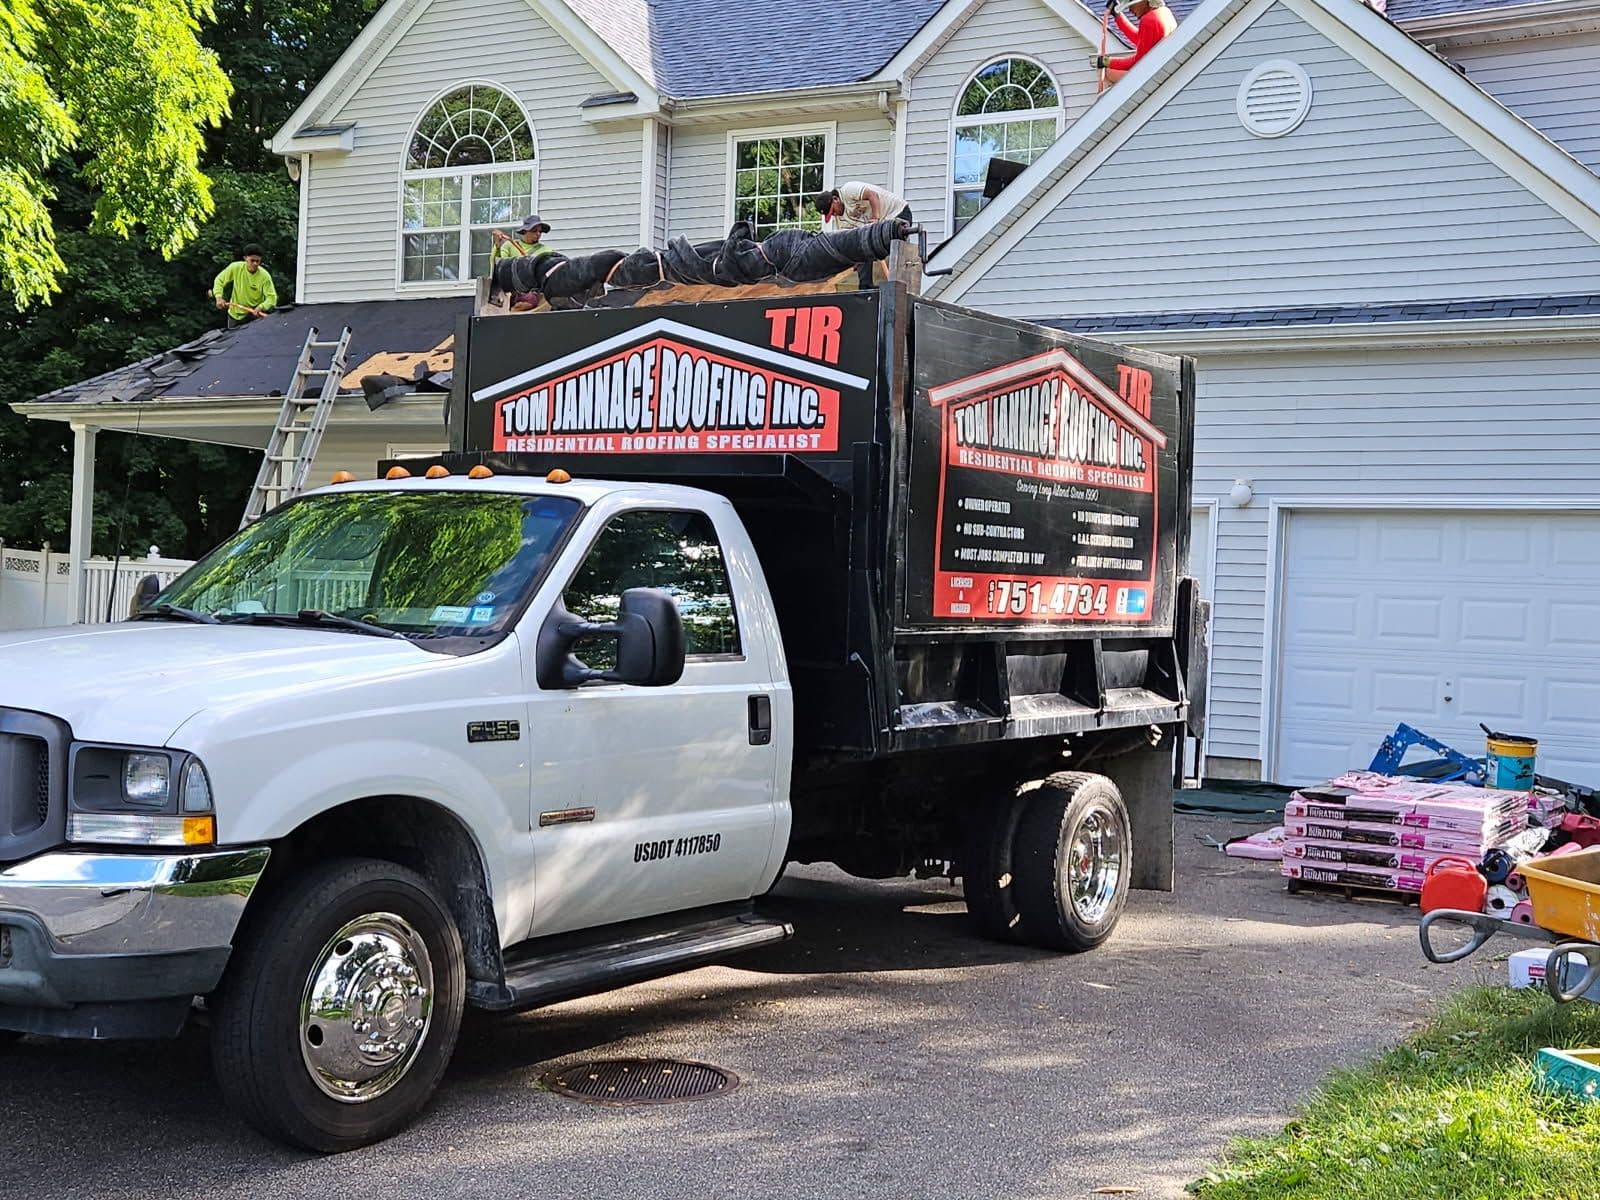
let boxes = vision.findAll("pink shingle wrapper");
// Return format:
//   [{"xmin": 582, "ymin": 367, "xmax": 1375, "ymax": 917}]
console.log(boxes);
[
  {"xmin": 1283, "ymin": 796, "xmax": 1524, "ymax": 837},
  {"xmin": 1281, "ymin": 816, "xmax": 1502, "ymax": 855},
  {"xmin": 1282, "ymin": 838, "xmax": 1465, "ymax": 874},
  {"xmin": 1281, "ymin": 859, "xmax": 1427, "ymax": 893}
]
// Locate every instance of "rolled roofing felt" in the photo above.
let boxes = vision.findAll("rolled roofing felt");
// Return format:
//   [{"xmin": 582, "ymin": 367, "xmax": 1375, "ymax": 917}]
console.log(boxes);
[
  {"xmin": 1487, "ymin": 884, "xmax": 1520, "ymax": 915},
  {"xmin": 1512, "ymin": 900, "xmax": 1536, "ymax": 925}
]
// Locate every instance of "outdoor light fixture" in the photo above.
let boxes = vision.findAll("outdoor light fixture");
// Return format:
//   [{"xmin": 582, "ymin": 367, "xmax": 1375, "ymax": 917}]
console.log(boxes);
[{"xmin": 1227, "ymin": 479, "xmax": 1254, "ymax": 508}]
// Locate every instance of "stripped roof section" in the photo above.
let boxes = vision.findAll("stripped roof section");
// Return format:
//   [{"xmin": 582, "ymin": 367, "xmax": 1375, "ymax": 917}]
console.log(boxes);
[{"xmin": 33, "ymin": 299, "xmax": 470, "ymax": 405}]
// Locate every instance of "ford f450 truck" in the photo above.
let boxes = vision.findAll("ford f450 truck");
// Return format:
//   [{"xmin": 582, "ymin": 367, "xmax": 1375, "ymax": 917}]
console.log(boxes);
[{"xmin": 0, "ymin": 284, "xmax": 1205, "ymax": 1151}]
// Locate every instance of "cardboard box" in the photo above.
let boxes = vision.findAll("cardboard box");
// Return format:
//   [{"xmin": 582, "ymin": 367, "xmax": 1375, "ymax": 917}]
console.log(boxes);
[{"xmin": 1509, "ymin": 946, "xmax": 1600, "ymax": 1002}]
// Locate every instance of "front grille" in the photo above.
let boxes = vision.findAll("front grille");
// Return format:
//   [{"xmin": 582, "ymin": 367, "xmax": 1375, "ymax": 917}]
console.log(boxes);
[
  {"xmin": 1, "ymin": 733, "xmax": 48, "ymax": 838},
  {"xmin": 0, "ymin": 710, "xmax": 68, "ymax": 862}
]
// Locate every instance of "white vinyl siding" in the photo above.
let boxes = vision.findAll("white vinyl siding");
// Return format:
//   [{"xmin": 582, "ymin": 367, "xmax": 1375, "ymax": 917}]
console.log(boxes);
[
  {"xmin": 957, "ymin": 3, "xmax": 1600, "ymax": 316},
  {"xmin": 653, "ymin": 123, "xmax": 671, "ymax": 245},
  {"xmin": 902, "ymin": 0, "xmax": 1098, "ymax": 243},
  {"xmin": 1443, "ymin": 30, "xmax": 1600, "ymax": 175},
  {"xmin": 1190, "ymin": 340, "xmax": 1600, "ymax": 766},
  {"xmin": 666, "ymin": 113, "xmax": 892, "ymax": 242},
  {"xmin": 300, "ymin": 0, "xmax": 642, "ymax": 302}
]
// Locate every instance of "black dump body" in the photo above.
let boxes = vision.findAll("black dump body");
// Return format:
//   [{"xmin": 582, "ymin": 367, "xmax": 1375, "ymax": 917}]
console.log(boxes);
[{"xmin": 438, "ymin": 284, "xmax": 1206, "ymax": 769}]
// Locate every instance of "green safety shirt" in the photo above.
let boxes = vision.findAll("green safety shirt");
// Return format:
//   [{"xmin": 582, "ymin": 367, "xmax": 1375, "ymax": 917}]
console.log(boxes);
[
  {"xmin": 493, "ymin": 238, "xmax": 554, "ymax": 262},
  {"xmin": 212, "ymin": 261, "xmax": 278, "ymax": 319}
]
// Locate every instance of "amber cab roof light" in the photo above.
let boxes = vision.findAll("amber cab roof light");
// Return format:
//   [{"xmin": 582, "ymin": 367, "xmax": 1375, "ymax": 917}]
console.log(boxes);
[
  {"xmin": 385, "ymin": 465, "xmax": 411, "ymax": 480},
  {"xmin": 424, "ymin": 464, "xmax": 450, "ymax": 479},
  {"xmin": 546, "ymin": 468, "xmax": 572, "ymax": 484},
  {"xmin": 467, "ymin": 464, "xmax": 494, "ymax": 479},
  {"xmin": 329, "ymin": 470, "xmax": 356, "ymax": 485}
]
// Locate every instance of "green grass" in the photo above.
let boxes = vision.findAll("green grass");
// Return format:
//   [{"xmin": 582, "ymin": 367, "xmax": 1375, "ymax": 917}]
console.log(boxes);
[{"xmin": 1189, "ymin": 987, "xmax": 1600, "ymax": 1200}]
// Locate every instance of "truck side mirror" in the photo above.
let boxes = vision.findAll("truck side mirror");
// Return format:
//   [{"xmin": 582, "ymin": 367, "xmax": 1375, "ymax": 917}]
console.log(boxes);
[
  {"xmin": 536, "ymin": 587, "xmax": 686, "ymax": 689},
  {"xmin": 129, "ymin": 574, "xmax": 163, "ymax": 620}
]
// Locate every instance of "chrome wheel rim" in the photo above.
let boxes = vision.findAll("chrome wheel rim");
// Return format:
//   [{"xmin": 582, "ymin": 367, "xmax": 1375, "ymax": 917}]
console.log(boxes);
[
  {"xmin": 1065, "ymin": 806, "xmax": 1123, "ymax": 925},
  {"xmin": 299, "ymin": 912, "xmax": 435, "ymax": 1104}
]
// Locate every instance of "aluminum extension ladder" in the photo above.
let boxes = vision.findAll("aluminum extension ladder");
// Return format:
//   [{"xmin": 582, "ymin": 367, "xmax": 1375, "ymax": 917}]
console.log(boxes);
[{"xmin": 240, "ymin": 325, "xmax": 353, "ymax": 527}]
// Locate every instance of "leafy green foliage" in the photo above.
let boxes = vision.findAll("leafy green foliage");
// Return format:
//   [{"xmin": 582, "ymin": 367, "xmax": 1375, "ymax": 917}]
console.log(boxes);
[
  {"xmin": 0, "ymin": 0, "xmax": 373, "ymax": 558},
  {"xmin": 1190, "ymin": 986, "xmax": 1600, "ymax": 1200},
  {"xmin": 0, "ymin": 169, "xmax": 297, "ymax": 557},
  {"xmin": 0, "ymin": 0, "xmax": 231, "ymax": 305}
]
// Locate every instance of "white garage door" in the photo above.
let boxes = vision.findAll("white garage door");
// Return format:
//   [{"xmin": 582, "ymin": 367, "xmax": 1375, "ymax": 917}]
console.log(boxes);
[{"xmin": 1275, "ymin": 510, "xmax": 1600, "ymax": 786}]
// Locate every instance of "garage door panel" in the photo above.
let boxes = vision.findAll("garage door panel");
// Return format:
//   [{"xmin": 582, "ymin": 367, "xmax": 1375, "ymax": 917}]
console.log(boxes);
[
  {"xmin": 1276, "ymin": 510, "xmax": 1600, "ymax": 786},
  {"xmin": 1457, "ymin": 675, "xmax": 1527, "ymax": 723},
  {"xmin": 1376, "ymin": 596, "xmax": 1445, "ymax": 641},
  {"xmin": 1378, "ymin": 522, "xmax": 1446, "ymax": 566},
  {"xmin": 1552, "ymin": 524, "xmax": 1600, "ymax": 573},
  {"xmin": 1550, "ymin": 603, "xmax": 1600, "ymax": 648},
  {"xmin": 1462, "ymin": 599, "xmax": 1528, "ymax": 643},
  {"xmin": 1373, "ymin": 671, "xmax": 1440, "ymax": 717}
]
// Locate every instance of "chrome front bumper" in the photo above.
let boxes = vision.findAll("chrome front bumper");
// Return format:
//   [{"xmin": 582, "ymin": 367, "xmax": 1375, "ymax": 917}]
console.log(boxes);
[{"xmin": 0, "ymin": 847, "xmax": 269, "ymax": 1036}]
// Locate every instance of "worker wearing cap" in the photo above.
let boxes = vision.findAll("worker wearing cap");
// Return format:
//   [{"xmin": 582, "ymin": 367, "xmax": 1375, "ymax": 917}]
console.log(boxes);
[
  {"xmin": 490, "ymin": 215, "xmax": 554, "ymax": 312},
  {"xmin": 210, "ymin": 244, "xmax": 278, "ymax": 328},
  {"xmin": 813, "ymin": 183, "xmax": 914, "ymax": 287},
  {"xmin": 492, "ymin": 215, "xmax": 554, "ymax": 262},
  {"xmin": 1094, "ymin": 0, "xmax": 1176, "ymax": 85},
  {"xmin": 813, "ymin": 183, "xmax": 912, "ymax": 233}
]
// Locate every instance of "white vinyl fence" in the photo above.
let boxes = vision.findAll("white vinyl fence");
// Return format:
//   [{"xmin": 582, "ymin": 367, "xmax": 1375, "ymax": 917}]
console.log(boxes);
[{"xmin": 0, "ymin": 545, "xmax": 195, "ymax": 632}]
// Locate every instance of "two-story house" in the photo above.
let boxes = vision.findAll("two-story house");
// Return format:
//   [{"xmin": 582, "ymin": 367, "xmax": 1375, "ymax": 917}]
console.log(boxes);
[{"xmin": 17, "ymin": 0, "xmax": 1600, "ymax": 784}]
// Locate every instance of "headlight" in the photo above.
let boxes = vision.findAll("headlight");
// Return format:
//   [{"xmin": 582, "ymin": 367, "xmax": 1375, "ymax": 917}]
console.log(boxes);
[
  {"xmin": 67, "ymin": 745, "xmax": 215, "ymax": 848},
  {"xmin": 122, "ymin": 753, "xmax": 171, "ymax": 808}
]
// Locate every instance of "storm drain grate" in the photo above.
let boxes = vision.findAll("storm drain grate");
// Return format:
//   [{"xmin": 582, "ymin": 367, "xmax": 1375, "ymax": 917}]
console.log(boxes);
[{"xmin": 541, "ymin": 1058, "xmax": 738, "ymax": 1106}]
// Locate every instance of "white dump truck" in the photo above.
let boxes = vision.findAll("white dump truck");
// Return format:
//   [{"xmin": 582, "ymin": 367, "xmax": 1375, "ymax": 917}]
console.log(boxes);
[{"xmin": 0, "ymin": 284, "xmax": 1205, "ymax": 1151}]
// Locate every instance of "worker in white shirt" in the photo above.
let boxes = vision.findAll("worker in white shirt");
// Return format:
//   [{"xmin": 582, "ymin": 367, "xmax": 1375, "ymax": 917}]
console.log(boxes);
[{"xmin": 813, "ymin": 182, "xmax": 914, "ymax": 286}]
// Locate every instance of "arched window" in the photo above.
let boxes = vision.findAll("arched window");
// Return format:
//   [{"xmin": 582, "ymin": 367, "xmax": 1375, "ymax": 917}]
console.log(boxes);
[
  {"xmin": 400, "ymin": 84, "xmax": 537, "ymax": 285},
  {"xmin": 951, "ymin": 58, "xmax": 1064, "ymax": 233}
]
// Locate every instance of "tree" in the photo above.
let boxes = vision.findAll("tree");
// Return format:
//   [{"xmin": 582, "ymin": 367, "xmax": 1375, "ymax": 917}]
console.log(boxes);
[
  {"xmin": 0, "ymin": 0, "xmax": 232, "ymax": 306},
  {"xmin": 0, "ymin": 168, "xmax": 298, "ymax": 557},
  {"xmin": 204, "ymin": 0, "xmax": 379, "ymax": 173},
  {"xmin": 0, "ymin": 0, "xmax": 375, "ymax": 558}
]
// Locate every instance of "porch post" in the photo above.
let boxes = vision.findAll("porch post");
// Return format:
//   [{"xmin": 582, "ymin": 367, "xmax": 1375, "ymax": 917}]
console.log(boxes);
[{"xmin": 66, "ymin": 422, "xmax": 98, "ymax": 624}]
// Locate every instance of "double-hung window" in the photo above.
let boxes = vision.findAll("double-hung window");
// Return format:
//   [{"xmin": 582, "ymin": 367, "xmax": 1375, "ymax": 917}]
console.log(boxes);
[
  {"xmin": 401, "ymin": 84, "xmax": 537, "ymax": 286},
  {"xmin": 728, "ymin": 128, "xmax": 832, "ymax": 239}
]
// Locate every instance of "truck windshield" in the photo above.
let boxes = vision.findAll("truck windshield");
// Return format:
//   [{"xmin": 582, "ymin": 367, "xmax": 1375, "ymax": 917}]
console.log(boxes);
[{"xmin": 153, "ymin": 489, "xmax": 582, "ymax": 641}]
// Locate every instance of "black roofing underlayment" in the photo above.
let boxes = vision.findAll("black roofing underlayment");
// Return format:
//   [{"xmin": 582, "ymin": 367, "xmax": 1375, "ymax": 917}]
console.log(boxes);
[
  {"xmin": 1043, "ymin": 294, "xmax": 1600, "ymax": 334},
  {"xmin": 32, "ymin": 298, "xmax": 470, "ymax": 405}
]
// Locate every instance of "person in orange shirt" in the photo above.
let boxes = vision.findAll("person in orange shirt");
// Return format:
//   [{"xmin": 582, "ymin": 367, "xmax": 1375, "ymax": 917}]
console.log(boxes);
[{"xmin": 1093, "ymin": 0, "xmax": 1177, "ymax": 86}]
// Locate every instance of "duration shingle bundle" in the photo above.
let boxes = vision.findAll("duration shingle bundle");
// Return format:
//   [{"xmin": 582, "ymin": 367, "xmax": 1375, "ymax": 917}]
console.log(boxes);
[{"xmin": 1280, "ymin": 770, "xmax": 1529, "ymax": 894}]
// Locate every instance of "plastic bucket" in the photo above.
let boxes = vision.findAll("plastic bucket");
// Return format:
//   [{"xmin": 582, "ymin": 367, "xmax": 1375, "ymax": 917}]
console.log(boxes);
[{"xmin": 1485, "ymin": 733, "xmax": 1537, "ymax": 790}]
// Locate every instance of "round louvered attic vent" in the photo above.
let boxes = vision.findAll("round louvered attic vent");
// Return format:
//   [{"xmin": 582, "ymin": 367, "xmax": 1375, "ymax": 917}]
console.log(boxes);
[{"xmin": 1236, "ymin": 60, "xmax": 1313, "ymax": 138}]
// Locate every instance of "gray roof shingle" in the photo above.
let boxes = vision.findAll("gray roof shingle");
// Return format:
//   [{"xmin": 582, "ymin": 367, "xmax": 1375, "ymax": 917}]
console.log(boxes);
[
  {"xmin": 1041, "ymin": 294, "xmax": 1600, "ymax": 333},
  {"xmin": 31, "ymin": 299, "xmax": 470, "ymax": 406},
  {"xmin": 564, "ymin": 0, "xmax": 948, "ymax": 98}
]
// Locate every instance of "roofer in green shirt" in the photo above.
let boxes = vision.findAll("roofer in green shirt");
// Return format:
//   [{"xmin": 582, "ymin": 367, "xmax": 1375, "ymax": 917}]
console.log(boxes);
[
  {"xmin": 490, "ymin": 215, "xmax": 554, "ymax": 311},
  {"xmin": 210, "ymin": 244, "xmax": 277, "ymax": 328}
]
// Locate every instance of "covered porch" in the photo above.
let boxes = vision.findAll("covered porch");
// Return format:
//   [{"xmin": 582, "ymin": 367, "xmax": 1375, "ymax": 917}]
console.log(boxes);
[{"xmin": 9, "ymin": 298, "xmax": 470, "ymax": 624}]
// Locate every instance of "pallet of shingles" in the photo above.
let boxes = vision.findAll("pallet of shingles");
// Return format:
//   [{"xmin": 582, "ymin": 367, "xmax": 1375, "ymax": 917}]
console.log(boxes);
[{"xmin": 1280, "ymin": 770, "xmax": 1529, "ymax": 897}]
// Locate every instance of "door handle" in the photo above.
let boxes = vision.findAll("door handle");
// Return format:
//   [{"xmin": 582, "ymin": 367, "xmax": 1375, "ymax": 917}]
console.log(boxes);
[{"xmin": 748, "ymin": 695, "xmax": 772, "ymax": 746}]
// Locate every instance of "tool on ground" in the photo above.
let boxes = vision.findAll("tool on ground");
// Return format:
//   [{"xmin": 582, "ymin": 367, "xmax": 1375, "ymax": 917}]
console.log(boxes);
[
  {"xmin": 241, "ymin": 325, "xmax": 353, "ymax": 527},
  {"xmin": 1368, "ymin": 722, "xmax": 1483, "ymax": 783}
]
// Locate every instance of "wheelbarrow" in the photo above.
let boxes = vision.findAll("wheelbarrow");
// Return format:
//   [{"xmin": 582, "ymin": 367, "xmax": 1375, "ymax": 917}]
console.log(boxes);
[{"xmin": 1419, "ymin": 908, "xmax": 1600, "ymax": 1004}]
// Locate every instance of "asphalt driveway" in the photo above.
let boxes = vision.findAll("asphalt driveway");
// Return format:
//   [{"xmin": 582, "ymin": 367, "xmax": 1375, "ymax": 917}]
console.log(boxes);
[{"xmin": 0, "ymin": 815, "xmax": 1486, "ymax": 1200}]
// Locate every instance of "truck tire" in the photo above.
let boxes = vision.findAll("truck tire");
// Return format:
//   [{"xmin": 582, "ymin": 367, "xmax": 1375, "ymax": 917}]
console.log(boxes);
[
  {"xmin": 963, "ymin": 787, "xmax": 1029, "ymax": 940},
  {"xmin": 210, "ymin": 857, "xmax": 466, "ymax": 1152},
  {"xmin": 1010, "ymin": 773, "xmax": 1131, "ymax": 952}
]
